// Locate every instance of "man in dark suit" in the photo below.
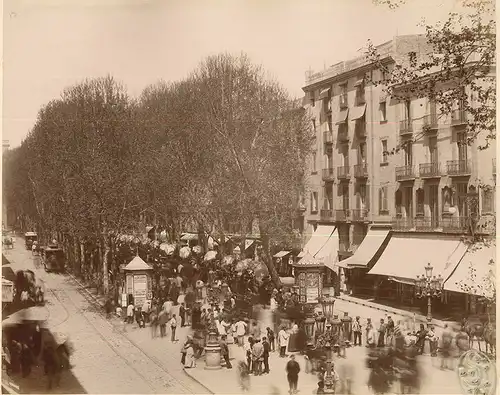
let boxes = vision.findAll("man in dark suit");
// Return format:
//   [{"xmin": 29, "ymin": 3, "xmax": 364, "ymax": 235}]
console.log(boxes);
[{"xmin": 262, "ymin": 337, "xmax": 270, "ymax": 374}]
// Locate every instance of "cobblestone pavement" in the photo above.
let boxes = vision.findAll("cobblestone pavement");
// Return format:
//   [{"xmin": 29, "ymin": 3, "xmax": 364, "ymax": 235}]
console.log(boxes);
[{"xmin": 2, "ymin": 239, "xmax": 209, "ymax": 394}]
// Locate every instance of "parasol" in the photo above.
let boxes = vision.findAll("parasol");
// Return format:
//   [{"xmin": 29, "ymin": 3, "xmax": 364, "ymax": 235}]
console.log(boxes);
[
  {"xmin": 235, "ymin": 258, "xmax": 254, "ymax": 272},
  {"xmin": 179, "ymin": 246, "xmax": 191, "ymax": 259},
  {"xmin": 7, "ymin": 305, "xmax": 50, "ymax": 323},
  {"xmin": 159, "ymin": 243, "xmax": 176, "ymax": 256},
  {"xmin": 204, "ymin": 251, "xmax": 217, "ymax": 262},
  {"xmin": 192, "ymin": 245, "xmax": 202, "ymax": 254},
  {"xmin": 221, "ymin": 255, "xmax": 234, "ymax": 266}
]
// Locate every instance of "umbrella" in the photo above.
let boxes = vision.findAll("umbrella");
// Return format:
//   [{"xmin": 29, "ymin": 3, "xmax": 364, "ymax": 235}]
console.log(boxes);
[
  {"xmin": 179, "ymin": 246, "xmax": 191, "ymax": 259},
  {"xmin": 204, "ymin": 251, "xmax": 217, "ymax": 262},
  {"xmin": 235, "ymin": 258, "xmax": 255, "ymax": 272},
  {"xmin": 221, "ymin": 255, "xmax": 234, "ymax": 266},
  {"xmin": 8, "ymin": 305, "xmax": 49, "ymax": 322},
  {"xmin": 192, "ymin": 245, "xmax": 202, "ymax": 254},
  {"xmin": 159, "ymin": 243, "xmax": 176, "ymax": 256},
  {"xmin": 250, "ymin": 262, "xmax": 269, "ymax": 280}
]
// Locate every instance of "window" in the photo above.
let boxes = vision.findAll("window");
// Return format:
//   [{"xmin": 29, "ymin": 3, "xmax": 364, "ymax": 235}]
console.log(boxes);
[
  {"xmin": 342, "ymin": 144, "xmax": 349, "ymax": 167},
  {"xmin": 404, "ymin": 141, "xmax": 413, "ymax": 166},
  {"xmin": 379, "ymin": 101, "xmax": 387, "ymax": 122},
  {"xmin": 311, "ymin": 192, "xmax": 319, "ymax": 213},
  {"xmin": 403, "ymin": 100, "xmax": 411, "ymax": 121},
  {"xmin": 429, "ymin": 136, "xmax": 438, "ymax": 164},
  {"xmin": 416, "ymin": 188, "xmax": 425, "ymax": 216},
  {"xmin": 457, "ymin": 131, "xmax": 467, "ymax": 162},
  {"xmin": 341, "ymin": 184, "xmax": 349, "ymax": 210},
  {"xmin": 358, "ymin": 142, "xmax": 366, "ymax": 164},
  {"xmin": 381, "ymin": 140, "xmax": 388, "ymax": 163},
  {"xmin": 311, "ymin": 151, "xmax": 317, "ymax": 173},
  {"xmin": 379, "ymin": 186, "xmax": 389, "ymax": 214},
  {"xmin": 482, "ymin": 188, "xmax": 494, "ymax": 213}
]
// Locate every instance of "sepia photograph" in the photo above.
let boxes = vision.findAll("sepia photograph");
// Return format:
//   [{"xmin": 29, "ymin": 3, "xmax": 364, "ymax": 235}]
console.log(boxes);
[{"xmin": 1, "ymin": 0, "xmax": 496, "ymax": 394}]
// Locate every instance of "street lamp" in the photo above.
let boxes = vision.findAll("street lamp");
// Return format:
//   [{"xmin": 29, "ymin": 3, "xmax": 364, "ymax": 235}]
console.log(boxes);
[
  {"xmin": 321, "ymin": 296, "xmax": 336, "ymax": 321},
  {"xmin": 304, "ymin": 317, "xmax": 316, "ymax": 346},
  {"xmin": 316, "ymin": 313, "xmax": 326, "ymax": 334},
  {"xmin": 415, "ymin": 262, "xmax": 443, "ymax": 322},
  {"xmin": 323, "ymin": 342, "xmax": 336, "ymax": 394}
]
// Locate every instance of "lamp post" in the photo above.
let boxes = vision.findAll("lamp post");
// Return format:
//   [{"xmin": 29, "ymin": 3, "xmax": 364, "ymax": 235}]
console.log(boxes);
[
  {"xmin": 304, "ymin": 317, "xmax": 316, "ymax": 346},
  {"xmin": 321, "ymin": 296, "xmax": 336, "ymax": 322},
  {"xmin": 415, "ymin": 262, "xmax": 443, "ymax": 322}
]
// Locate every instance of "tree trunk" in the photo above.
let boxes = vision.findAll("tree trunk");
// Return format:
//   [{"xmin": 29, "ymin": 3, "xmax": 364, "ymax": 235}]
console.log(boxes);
[
  {"xmin": 258, "ymin": 221, "xmax": 281, "ymax": 287},
  {"xmin": 73, "ymin": 236, "xmax": 81, "ymax": 275},
  {"xmin": 197, "ymin": 223, "xmax": 207, "ymax": 255},
  {"xmin": 102, "ymin": 228, "xmax": 110, "ymax": 296},
  {"xmin": 79, "ymin": 240, "xmax": 85, "ymax": 280}
]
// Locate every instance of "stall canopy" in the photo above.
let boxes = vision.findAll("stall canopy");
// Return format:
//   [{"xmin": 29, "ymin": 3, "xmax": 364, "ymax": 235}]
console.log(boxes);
[
  {"xmin": 350, "ymin": 104, "xmax": 366, "ymax": 121},
  {"xmin": 338, "ymin": 228, "xmax": 390, "ymax": 269},
  {"xmin": 368, "ymin": 234, "xmax": 468, "ymax": 284},
  {"xmin": 274, "ymin": 251, "xmax": 291, "ymax": 258},
  {"xmin": 300, "ymin": 225, "xmax": 336, "ymax": 257},
  {"xmin": 124, "ymin": 256, "xmax": 152, "ymax": 271},
  {"xmin": 297, "ymin": 225, "xmax": 339, "ymax": 268},
  {"xmin": 444, "ymin": 242, "xmax": 496, "ymax": 298}
]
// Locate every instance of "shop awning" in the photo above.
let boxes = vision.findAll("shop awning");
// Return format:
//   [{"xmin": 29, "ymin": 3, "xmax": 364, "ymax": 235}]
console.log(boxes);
[
  {"xmin": 180, "ymin": 233, "xmax": 198, "ymax": 241},
  {"xmin": 319, "ymin": 88, "xmax": 331, "ymax": 99},
  {"xmin": 335, "ymin": 109, "xmax": 349, "ymax": 125},
  {"xmin": 340, "ymin": 229, "xmax": 390, "ymax": 269},
  {"xmin": 125, "ymin": 256, "xmax": 152, "ymax": 271},
  {"xmin": 316, "ymin": 229, "xmax": 339, "ymax": 265},
  {"xmin": 368, "ymin": 234, "xmax": 467, "ymax": 285},
  {"xmin": 350, "ymin": 104, "xmax": 366, "ymax": 121},
  {"xmin": 444, "ymin": 242, "xmax": 496, "ymax": 298},
  {"xmin": 274, "ymin": 250, "xmax": 291, "ymax": 258},
  {"xmin": 300, "ymin": 225, "xmax": 336, "ymax": 258}
]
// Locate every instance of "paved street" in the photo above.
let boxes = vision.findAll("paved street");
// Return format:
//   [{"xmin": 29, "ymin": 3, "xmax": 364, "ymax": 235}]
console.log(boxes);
[{"xmin": 2, "ymin": 238, "xmax": 210, "ymax": 394}]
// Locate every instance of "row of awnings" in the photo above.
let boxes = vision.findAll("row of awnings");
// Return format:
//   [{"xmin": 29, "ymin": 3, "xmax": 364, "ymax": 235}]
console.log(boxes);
[
  {"xmin": 295, "ymin": 224, "xmax": 495, "ymax": 299},
  {"xmin": 335, "ymin": 104, "xmax": 366, "ymax": 125}
]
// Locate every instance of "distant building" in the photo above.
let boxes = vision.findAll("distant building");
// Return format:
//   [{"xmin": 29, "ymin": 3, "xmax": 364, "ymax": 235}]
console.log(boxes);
[{"xmin": 2, "ymin": 140, "xmax": 10, "ymax": 154}]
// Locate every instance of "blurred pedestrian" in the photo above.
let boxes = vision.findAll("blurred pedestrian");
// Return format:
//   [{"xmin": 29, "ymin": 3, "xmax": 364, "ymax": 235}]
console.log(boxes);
[
  {"xmin": 158, "ymin": 309, "xmax": 168, "ymax": 338},
  {"xmin": 386, "ymin": 316, "xmax": 395, "ymax": 347},
  {"xmin": 170, "ymin": 314, "xmax": 178, "ymax": 342},
  {"xmin": 416, "ymin": 324, "xmax": 427, "ymax": 354},
  {"xmin": 220, "ymin": 335, "xmax": 232, "ymax": 369},
  {"xmin": 141, "ymin": 300, "xmax": 151, "ymax": 324},
  {"xmin": 440, "ymin": 324, "xmax": 453, "ymax": 369},
  {"xmin": 245, "ymin": 337, "xmax": 254, "ymax": 373},
  {"xmin": 377, "ymin": 319, "xmax": 386, "ymax": 347},
  {"xmin": 183, "ymin": 341, "xmax": 196, "ymax": 368},
  {"xmin": 127, "ymin": 302, "xmax": 134, "ymax": 324},
  {"xmin": 43, "ymin": 344, "xmax": 61, "ymax": 390},
  {"xmin": 237, "ymin": 360, "xmax": 251, "ymax": 392},
  {"xmin": 235, "ymin": 319, "xmax": 247, "ymax": 347},
  {"xmin": 262, "ymin": 337, "xmax": 270, "ymax": 374},
  {"xmin": 150, "ymin": 311, "xmax": 158, "ymax": 338},
  {"xmin": 286, "ymin": 354, "xmax": 300, "ymax": 394},
  {"xmin": 20, "ymin": 343, "xmax": 32, "ymax": 377},
  {"xmin": 266, "ymin": 327, "xmax": 275, "ymax": 351},
  {"xmin": 179, "ymin": 303, "xmax": 186, "ymax": 327},
  {"xmin": 252, "ymin": 322, "xmax": 260, "ymax": 339},
  {"xmin": 365, "ymin": 318, "xmax": 373, "ymax": 346},
  {"xmin": 353, "ymin": 316, "xmax": 362, "ymax": 346},
  {"xmin": 252, "ymin": 339, "xmax": 264, "ymax": 375},
  {"xmin": 341, "ymin": 312, "xmax": 353, "ymax": 343}
]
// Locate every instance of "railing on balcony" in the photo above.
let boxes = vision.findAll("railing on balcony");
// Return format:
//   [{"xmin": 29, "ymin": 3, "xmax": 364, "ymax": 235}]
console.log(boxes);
[
  {"xmin": 414, "ymin": 216, "xmax": 439, "ymax": 231},
  {"xmin": 320, "ymin": 209, "xmax": 334, "ymax": 222},
  {"xmin": 395, "ymin": 165, "xmax": 416, "ymax": 181},
  {"xmin": 422, "ymin": 114, "xmax": 438, "ymax": 130},
  {"xmin": 338, "ymin": 129, "xmax": 349, "ymax": 141},
  {"xmin": 323, "ymin": 131, "xmax": 333, "ymax": 145},
  {"xmin": 451, "ymin": 109, "xmax": 467, "ymax": 125},
  {"xmin": 446, "ymin": 160, "xmax": 471, "ymax": 176},
  {"xmin": 392, "ymin": 216, "xmax": 414, "ymax": 231},
  {"xmin": 399, "ymin": 119, "xmax": 413, "ymax": 135},
  {"xmin": 337, "ymin": 166, "xmax": 350, "ymax": 180},
  {"xmin": 335, "ymin": 209, "xmax": 351, "ymax": 222},
  {"xmin": 441, "ymin": 216, "xmax": 469, "ymax": 233},
  {"xmin": 352, "ymin": 209, "xmax": 369, "ymax": 222},
  {"xmin": 354, "ymin": 163, "xmax": 368, "ymax": 178},
  {"xmin": 322, "ymin": 167, "xmax": 335, "ymax": 182},
  {"xmin": 339, "ymin": 94, "xmax": 348, "ymax": 109},
  {"xmin": 419, "ymin": 162, "xmax": 441, "ymax": 178}
]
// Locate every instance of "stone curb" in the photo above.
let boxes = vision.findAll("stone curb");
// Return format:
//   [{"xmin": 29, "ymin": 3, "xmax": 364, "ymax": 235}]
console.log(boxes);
[
  {"xmin": 181, "ymin": 368, "xmax": 216, "ymax": 395},
  {"xmin": 336, "ymin": 295, "xmax": 447, "ymax": 329}
]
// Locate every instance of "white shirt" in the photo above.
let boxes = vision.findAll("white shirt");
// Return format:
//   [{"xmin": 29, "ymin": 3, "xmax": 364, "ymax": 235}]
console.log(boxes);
[
  {"xmin": 163, "ymin": 301, "xmax": 173, "ymax": 314},
  {"xmin": 278, "ymin": 329, "xmax": 289, "ymax": 345},
  {"xmin": 169, "ymin": 317, "xmax": 177, "ymax": 327},
  {"xmin": 235, "ymin": 321, "xmax": 247, "ymax": 336},
  {"xmin": 127, "ymin": 304, "xmax": 134, "ymax": 317}
]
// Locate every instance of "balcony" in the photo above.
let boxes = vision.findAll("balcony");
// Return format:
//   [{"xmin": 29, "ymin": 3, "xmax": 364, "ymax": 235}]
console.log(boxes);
[
  {"xmin": 322, "ymin": 167, "xmax": 335, "ymax": 182},
  {"xmin": 339, "ymin": 94, "xmax": 348, "ymax": 109},
  {"xmin": 323, "ymin": 131, "xmax": 333, "ymax": 145},
  {"xmin": 355, "ymin": 93, "xmax": 366, "ymax": 106},
  {"xmin": 422, "ymin": 114, "xmax": 438, "ymax": 131},
  {"xmin": 414, "ymin": 216, "xmax": 439, "ymax": 231},
  {"xmin": 451, "ymin": 109, "xmax": 467, "ymax": 126},
  {"xmin": 352, "ymin": 209, "xmax": 369, "ymax": 222},
  {"xmin": 337, "ymin": 166, "xmax": 351, "ymax": 180},
  {"xmin": 395, "ymin": 165, "xmax": 416, "ymax": 181},
  {"xmin": 354, "ymin": 163, "xmax": 368, "ymax": 178},
  {"xmin": 419, "ymin": 162, "xmax": 441, "ymax": 178},
  {"xmin": 392, "ymin": 216, "xmax": 414, "ymax": 231},
  {"xmin": 335, "ymin": 209, "xmax": 351, "ymax": 222},
  {"xmin": 337, "ymin": 128, "xmax": 349, "ymax": 142},
  {"xmin": 320, "ymin": 209, "xmax": 335, "ymax": 222},
  {"xmin": 399, "ymin": 119, "xmax": 413, "ymax": 136},
  {"xmin": 355, "ymin": 121, "xmax": 366, "ymax": 137},
  {"xmin": 441, "ymin": 216, "xmax": 469, "ymax": 234},
  {"xmin": 446, "ymin": 160, "xmax": 471, "ymax": 176}
]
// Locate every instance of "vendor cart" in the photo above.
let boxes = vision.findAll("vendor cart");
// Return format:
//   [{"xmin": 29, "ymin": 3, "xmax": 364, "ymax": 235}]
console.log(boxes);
[
  {"xmin": 41, "ymin": 245, "xmax": 65, "ymax": 273},
  {"xmin": 24, "ymin": 232, "xmax": 37, "ymax": 250}
]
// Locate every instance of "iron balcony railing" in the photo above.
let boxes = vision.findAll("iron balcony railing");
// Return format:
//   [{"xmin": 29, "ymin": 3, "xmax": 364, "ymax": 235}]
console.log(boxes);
[
  {"xmin": 451, "ymin": 109, "xmax": 467, "ymax": 125},
  {"xmin": 339, "ymin": 94, "xmax": 348, "ymax": 109},
  {"xmin": 323, "ymin": 131, "xmax": 333, "ymax": 144},
  {"xmin": 352, "ymin": 209, "xmax": 369, "ymax": 222},
  {"xmin": 392, "ymin": 216, "xmax": 414, "ymax": 231},
  {"xmin": 320, "ymin": 209, "xmax": 334, "ymax": 221},
  {"xmin": 395, "ymin": 165, "xmax": 416, "ymax": 181},
  {"xmin": 419, "ymin": 162, "xmax": 441, "ymax": 178},
  {"xmin": 399, "ymin": 119, "xmax": 413, "ymax": 135},
  {"xmin": 335, "ymin": 209, "xmax": 351, "ymax": 222},
  {"xmin": 422, "ymin": 114, "xmax": 438, "ymax": 130},
  {"xmin": 337, "ymin": 166, "xmax": 351, "ymax": 180},
  {"xmin": 441, "ymin": 216, "xmax": 469, "ymax": 234},
  {"xmin": 354, "ymin": 163, "xmax": 368, "ymax": 178},
  {"xmin": 446, "ymin": 160, "xmax": 471, "ymax": 176},
  {"xmin": 322, "ymin": 167, "xmax": 335, "ymax": 182},
  {"xmin": 414, "ymin": 216, "xmax": 439, "ymax": 231}
]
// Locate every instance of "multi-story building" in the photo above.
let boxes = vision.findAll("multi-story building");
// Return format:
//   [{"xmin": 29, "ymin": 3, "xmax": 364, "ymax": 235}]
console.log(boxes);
[{"xmin": 298, "ymin": 35, "xmax": 496, "ymax": 315}]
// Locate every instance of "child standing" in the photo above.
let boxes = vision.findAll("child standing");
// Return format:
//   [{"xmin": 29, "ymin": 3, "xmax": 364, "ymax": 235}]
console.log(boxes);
[{"xmin": 170, "ymin": 314, "xmax": 178, "ymax": 342}]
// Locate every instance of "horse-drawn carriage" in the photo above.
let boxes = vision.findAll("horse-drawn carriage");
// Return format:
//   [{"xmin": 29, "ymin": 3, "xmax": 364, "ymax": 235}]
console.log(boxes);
[
  {"xmin": 24, "ymin": 232, "xmax": 38, "ymax": 250},
  {"xmin": 41, "ymin": 245, "xmax": 65, "ymax": 273}
]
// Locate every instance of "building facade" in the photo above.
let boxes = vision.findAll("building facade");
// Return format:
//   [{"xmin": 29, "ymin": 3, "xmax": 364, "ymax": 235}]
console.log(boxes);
[{"xmin": 298, "ymin": 35, "xmax": 496, "ymax": 314}]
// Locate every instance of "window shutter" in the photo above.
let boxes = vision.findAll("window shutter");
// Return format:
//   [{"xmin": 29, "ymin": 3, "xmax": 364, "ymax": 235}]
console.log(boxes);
[
  {"xmin": 384, "ymin": 187, "xmax": 388, "ymax": 211},
  {"xmin": 378, "ymin": 188, "xmax": 383, "ymax": 213},
  {"xmin": 310, "ymin": 193, "xmax": 313, "ymax": 213},
  {"xmin": 366, "ymin": 185, "xmax": 370, "ymax": 211}
]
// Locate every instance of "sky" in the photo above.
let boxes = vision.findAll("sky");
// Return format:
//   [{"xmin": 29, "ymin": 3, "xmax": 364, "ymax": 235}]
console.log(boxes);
[{"xmin": 2, "ymin": 0, "xmax": 462, "ymax": 148}]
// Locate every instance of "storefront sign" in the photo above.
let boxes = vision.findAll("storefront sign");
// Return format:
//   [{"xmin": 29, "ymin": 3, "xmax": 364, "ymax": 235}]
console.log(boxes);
[
  {"xmin": 2, "ymin": 282, "xmax": 13, "ymax": 303},
  {"xmin": 306, "ymin": 287, "xmax": 319, "ymax": 303}
]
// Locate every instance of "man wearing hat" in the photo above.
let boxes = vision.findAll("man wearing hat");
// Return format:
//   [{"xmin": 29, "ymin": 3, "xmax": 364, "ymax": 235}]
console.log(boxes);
[{"xmin": 352, "ymin": 316, "xmax": 362, "ymax": 346}]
